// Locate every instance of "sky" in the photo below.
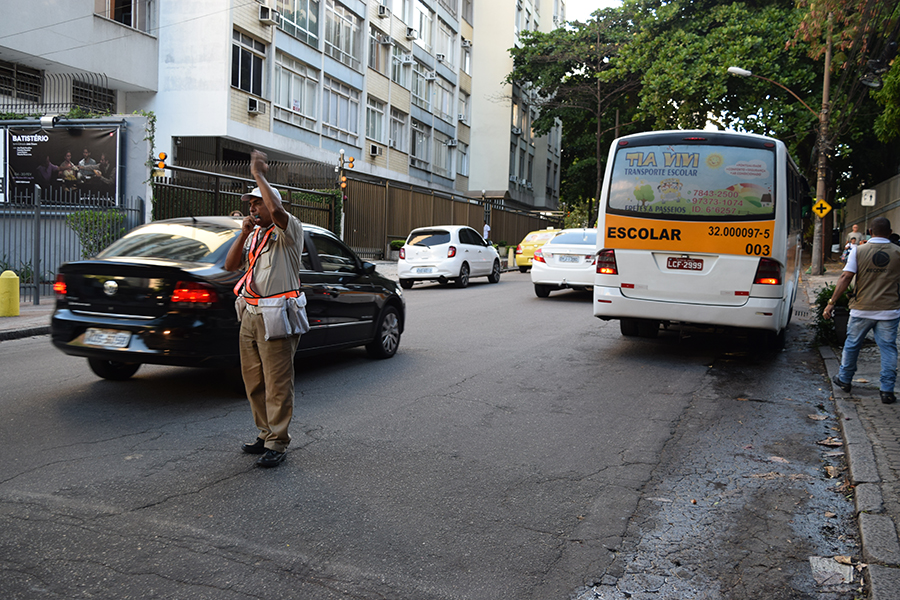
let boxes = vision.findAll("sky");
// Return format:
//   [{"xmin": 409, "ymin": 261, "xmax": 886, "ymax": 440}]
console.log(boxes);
[{"xmin": 564, "ymin": 0, "xmax": 623, "ymax": 22}]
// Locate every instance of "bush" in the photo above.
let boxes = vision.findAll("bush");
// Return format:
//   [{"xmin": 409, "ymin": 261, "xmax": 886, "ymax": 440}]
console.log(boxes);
[
  {"xmin": 389, "ymin": 239, "xmax": 405, "ymax": 250},
  {"xmin": 65, "ymin": 210, "xmax": 126, "ymax": 258},
  {"xmin": 812, "ymin": 282, "xmax": 852, "ymax": 346}
]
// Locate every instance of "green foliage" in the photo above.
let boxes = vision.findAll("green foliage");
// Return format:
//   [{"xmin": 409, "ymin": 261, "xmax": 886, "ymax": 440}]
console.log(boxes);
[
  {"xmin": 65, "ymin": 210, "xmax": 127, "ymax": 258},
  {"xmin": 390, "ymin": 239, "xmax": 405, "ymax": 250},
  {"xmin": 560, "ymin": 200, "xmax": 594, "ymax": 229},
  {"xmin": 812, "ymin": 282, "xmax": 852, "ymax": 346}
]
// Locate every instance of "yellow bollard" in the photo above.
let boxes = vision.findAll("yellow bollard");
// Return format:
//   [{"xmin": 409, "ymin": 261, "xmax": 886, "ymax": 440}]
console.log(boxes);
[{"xmin": 0, "ymin": 270, "xmax": 20, "ymax": 317}]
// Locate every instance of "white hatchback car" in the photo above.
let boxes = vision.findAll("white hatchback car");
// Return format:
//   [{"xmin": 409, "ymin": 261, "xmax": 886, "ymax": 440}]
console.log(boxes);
[
  {"xmin": 398, "ymin": 225, "xmax": 501, "ymax": 289},
  {"xmin": 530, "ymin": 228, "xmax": 597, "ymax": 297}
]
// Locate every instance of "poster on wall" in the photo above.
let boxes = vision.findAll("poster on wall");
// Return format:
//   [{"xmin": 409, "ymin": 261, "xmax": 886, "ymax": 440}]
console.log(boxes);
[{"xmin": 5, "ymin": 127, "xmax": 119, "ymax": 200}]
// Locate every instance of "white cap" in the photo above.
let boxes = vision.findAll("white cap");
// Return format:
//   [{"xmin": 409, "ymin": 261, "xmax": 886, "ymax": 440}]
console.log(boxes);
[{"xmin": 241, "ymin": 186, "xmax": 280, "ymax": 201}]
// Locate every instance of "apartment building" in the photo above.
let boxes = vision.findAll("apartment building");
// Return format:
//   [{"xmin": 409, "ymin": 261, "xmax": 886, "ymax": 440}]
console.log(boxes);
[{"xmin": 1, "ymin": 0, "xmax": 561, "ymax": 211}]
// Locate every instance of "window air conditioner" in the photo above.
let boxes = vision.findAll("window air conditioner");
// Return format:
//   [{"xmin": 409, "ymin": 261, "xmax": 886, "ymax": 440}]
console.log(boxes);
[
  {"xmin": 377, "ymin": 4, "xmax": 391, "ymax": 18},
  {"xmin": 447, "ymin": 139, "xmax": 458, "ymax": 147},
  {"xmin": 400, "ymin": 54, "xmax": 416, "ymax": 65},
  {"xmin": 248, "ymin": 98, "xmax": 266, "ymax": 114},
  {"xmin": 406, "ymin": 27, "xmax": 417, "ymax": 40},
  {"xmin": 511, "ymin": 126, "xmax": 522, "ymax": 135},
  {"xmin": 424, "ymin": 71, "xmax": 436, "ymax": 81},
  {"xmin": 526, "ymin": 181, "xmax": 533, "ymax": 190},
  {"xmin": 259, "ymin": 5, "xmax": 279, "ymax": 25},
  {"xmin": 461, "ymin": 39, "xmax": 472, "ymax": 48},
  {"xmin": 435, "ymin": 53, "xmax": 445, "ymax": 62},
  {"xmin": 457, "ymin": 113, "xmax": 466, "ymax": 122},
  {"xmin": 509, "ymin": 175, "xmax": 518, "ymax": 183},
  {"xmin": 369, "ymin": 144, "xmax": 383, "ymax": 157},
  {"xmin": 389, "ymin": 138, "xmax": 397, "ymax": 149},
  {"xmin": 378, "ymin": 34, "xmax": 392, "ymax": 45}
]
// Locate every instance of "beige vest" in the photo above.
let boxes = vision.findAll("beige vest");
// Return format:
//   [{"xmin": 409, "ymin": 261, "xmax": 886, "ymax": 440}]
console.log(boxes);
[{"xmin": 850, "ymin": 241, "xmax": 900, "ymax": 312}]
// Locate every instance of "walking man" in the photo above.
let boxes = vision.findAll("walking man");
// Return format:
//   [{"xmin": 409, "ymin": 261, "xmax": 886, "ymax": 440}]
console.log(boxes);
[
  {"xmin": 225, "ymin": 150, "xmax": 305, "ymax": 466},
  {"xmin": 824, "ymin": 216, "xmax": 900, "ymax": 404}
]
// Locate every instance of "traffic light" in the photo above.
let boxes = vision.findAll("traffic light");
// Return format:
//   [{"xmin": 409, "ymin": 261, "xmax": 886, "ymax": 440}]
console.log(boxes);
[
  {"xmin": 156, "ymin": 152, "xmax": 167, "ymax": 169},
  {"xmin": 340, "ymin": 175, "xmax": 348, "ymax": 189},
  {"xmin": 346, "ymin": 156, "xmax": 354, "ymax": 169}
]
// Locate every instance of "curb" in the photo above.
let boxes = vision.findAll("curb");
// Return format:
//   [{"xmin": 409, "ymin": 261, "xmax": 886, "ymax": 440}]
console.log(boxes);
[
  {"xmin": 821, "ymin": 345, "xmax": 900, "ymax": 599},
  {"xmin": 0, "ymin": 325, "xmax": 50, "ymax": 342}
]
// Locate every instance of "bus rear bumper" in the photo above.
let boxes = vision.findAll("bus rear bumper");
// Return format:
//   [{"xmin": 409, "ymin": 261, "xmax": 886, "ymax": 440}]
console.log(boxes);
[{"xmin": 593, "ymin": 286, "xmax": 785, "ymax": 332}]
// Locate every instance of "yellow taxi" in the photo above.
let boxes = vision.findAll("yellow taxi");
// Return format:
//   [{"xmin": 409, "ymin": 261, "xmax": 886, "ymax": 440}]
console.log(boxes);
[{"xmin": 515, "ymin": 228, "xmax": 561, "ymax": 272}]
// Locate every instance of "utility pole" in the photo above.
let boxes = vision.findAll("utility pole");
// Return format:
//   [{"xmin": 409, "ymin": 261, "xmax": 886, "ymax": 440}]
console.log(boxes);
[{"xmin": 811, "ymin": 13, "xmax": 833, "ymax": 276}]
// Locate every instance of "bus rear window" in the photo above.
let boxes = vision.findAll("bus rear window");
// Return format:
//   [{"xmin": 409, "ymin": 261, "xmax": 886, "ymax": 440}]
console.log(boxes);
[{"xmin": 607, "ymin": 144, "xmax": 776, "ymax": 220}]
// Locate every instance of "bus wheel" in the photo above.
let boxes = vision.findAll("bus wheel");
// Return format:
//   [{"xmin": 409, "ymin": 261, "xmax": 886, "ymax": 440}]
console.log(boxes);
[
  {"xmin": 637, "ymin": 319, "xmax": 660, "ymax": 338},
  {"xmin": 620, "ymin": 318, "xmax": 639, "ymax": 337}
]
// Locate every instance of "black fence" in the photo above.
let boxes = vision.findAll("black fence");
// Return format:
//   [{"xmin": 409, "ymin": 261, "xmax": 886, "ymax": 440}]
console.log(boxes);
[{"xmin": 0, "ymin": 187, "xmax": 144, "ymax": 304}]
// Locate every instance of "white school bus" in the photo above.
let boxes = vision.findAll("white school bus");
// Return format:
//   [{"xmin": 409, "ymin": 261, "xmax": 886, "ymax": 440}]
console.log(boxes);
[{"xmin": 593, "ymin": 130, "xmax": 806, "ymax": 346}]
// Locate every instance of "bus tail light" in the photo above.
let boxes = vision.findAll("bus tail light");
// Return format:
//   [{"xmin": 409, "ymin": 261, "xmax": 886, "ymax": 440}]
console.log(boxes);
[
  {"xmin": 596, "ymin": 249, "xmax": 618, "ymax": 275},
  {"xmin": 533, "ymin": 248, "xmax": 546, "ymax": 263},
  {"xmin": 171, "ymin": 281, "xmax": 218, "ymax": 307},
  {"xmin": 753, "ymin": 258, "xmax": 782, "ymax": 285}
]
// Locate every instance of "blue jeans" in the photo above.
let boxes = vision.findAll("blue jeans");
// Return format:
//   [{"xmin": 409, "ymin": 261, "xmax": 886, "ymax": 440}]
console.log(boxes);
[{"xmin": 838, "ymin": 316, "xmax": 900, "ymax": 392}]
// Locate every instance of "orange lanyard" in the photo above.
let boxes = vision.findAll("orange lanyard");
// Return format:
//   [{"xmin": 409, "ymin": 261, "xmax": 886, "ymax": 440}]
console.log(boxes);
[{"xmin": 232, "ymin": 226, "xmax": 301, "ymax": 304}]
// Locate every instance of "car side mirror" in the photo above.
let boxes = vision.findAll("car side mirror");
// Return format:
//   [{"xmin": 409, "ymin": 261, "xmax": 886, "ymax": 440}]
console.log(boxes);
[{"xmin": 361, "ymin": 261, "xmax": 377, "ymax": 275}]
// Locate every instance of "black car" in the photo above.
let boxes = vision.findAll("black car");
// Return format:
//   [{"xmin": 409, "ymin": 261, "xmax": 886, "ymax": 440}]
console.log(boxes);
[{"xmin": 51, "ymin": 217, "xmax": 405, "ymax": 380}]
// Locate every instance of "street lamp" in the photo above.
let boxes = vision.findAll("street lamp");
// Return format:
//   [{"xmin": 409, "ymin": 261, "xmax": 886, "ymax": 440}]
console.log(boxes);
[{"xmin": 728, "ymin": 19, "xmax": 833, "ymax": 275}]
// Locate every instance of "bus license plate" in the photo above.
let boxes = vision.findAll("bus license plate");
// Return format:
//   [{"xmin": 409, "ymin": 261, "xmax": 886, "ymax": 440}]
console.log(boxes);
[
  {"xmin": 84, "ymin": 328, "xmax": 132, "ymax": 348},
  {"xmin": 667, "ymin": 257, "xmax": 703, "ymax": 271}
]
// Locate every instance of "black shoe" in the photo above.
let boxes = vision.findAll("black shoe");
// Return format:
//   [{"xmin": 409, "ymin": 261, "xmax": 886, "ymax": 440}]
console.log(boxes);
[
  {"xmin": 257, "ymin": 449, "xmax": 286, "ymax": 468},
  {"xmin": 832, "ymin": 375, "xmax": 852, "ymax": 393},
  {"xmin": 881, "ymin": 391, "xmax": 897, "ymax": 404},
  {"xmin": 242, "ymin": 437, "xmax": 266, "ymax": 454}
]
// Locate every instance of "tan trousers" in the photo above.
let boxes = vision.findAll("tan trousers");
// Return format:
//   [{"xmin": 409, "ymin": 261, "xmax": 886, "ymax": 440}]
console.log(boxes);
[{"xmin": 239, "ymin": 311, "xmax": 301, "ymax": 453}]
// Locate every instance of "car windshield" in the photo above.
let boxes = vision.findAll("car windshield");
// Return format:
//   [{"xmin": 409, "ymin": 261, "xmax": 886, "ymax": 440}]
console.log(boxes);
[
  {"xmin": 408, "ymin": 230, "xmax": 451, "ymax": 246},
  {"xmin": 98, "ymin": 222, "xmax": 239, "ymax": 263},
  {"xmin": 524, "ymin": 231, "xmax": 557, "ymax": 243},
  {"xmin": 548, "ymin": 231, "xmax": 597, "ymax": 245}
]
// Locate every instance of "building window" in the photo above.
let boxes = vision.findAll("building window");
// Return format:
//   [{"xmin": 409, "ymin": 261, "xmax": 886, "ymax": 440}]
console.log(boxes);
[
  {"xmin": 390, "ymin": 108, "xmax": 408, "ymax": 152},
  {"xmin": 324, "ymin": 0, "xmax": 362, "ymax": 71},
  {"xmin": 0, "ymin": 59, "xmax": 42, "ymax": 103},
  {"xmin": 274, "ymin": 52, "xmax": 318, "ymax": 129},
  {"xmin": 458, "ymin": 91, "xmax": 469, "ymax": 123},
  {"xmin": 72, "ymin": 80, "xmax": 115, "ymax": 113},
  {"xmin": 366, "ymin": 96, "xmax": 386, "ymax": 143},
  {"xmin": 95, "ymin": 0, "xmax": 151, "ymax": 33},
  {"xmin": 461, "ymin": 0, "xmax": 473, "ymax": 24},
  {"xmin": 368, "ymin": 27, "xmax": 390, "ymax": 75},
  {"xmin": 437, "ymin": 0, "xmax": 457, "ymax": 19},
  {"xmin": 436, "ymin": 20, "xmax": 455, "ymax": 68},
  {"xmin": 391, "ymin": 45, "xmax": 411, "ymax": 88},
  {"xmin": 322, "ymin": 76, "xmax": 360, "ymax": 143},
  {"xmin": 410, "ymin": 119, "xmax": 431, "ymax": 170},
  {"xmin": 276, "ymin": 0, "xmax": 319, "ymax": 46},
  {"xmin": 509, "ymin": 143, "xmax": 517, "ymax": 181},
  {"xmin": 434, "ymin": 77, "xmax": 453, "ymax": 123},
  {"xmin": 433, "ymin": 130, "xmax": 452, "ymax": 178},
  {"xmin": 414, "ymin": 0, "xmax": 433, "ymax": 53},
  {"xmin": 388, "ymin": 0, "xmax": 412, "ymax": 24},
  {"xmin": 456, "ymin": 141, "xmax": 469, "ymax": 176},
  {"xmin": 461, "ymin": 44, "xmax": 471, "ymax": 75},
  {"xmin": 411, "ymin": 63, "xmax": 432, "ymax": 111},
  {"xmin": 232, "ymin": 30, "xmax": 265, "ymax": 96}
]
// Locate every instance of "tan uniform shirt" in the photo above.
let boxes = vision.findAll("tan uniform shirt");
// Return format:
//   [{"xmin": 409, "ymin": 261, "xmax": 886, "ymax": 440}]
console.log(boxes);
[{"xmin": 239, "ymin": 214, "xmax": 304, "ymax": 311}]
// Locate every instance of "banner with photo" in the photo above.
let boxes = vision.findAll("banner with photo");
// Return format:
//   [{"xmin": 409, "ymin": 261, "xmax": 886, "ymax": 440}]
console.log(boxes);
[{"xmin": 5, "ymin": 127, "xmax": 119, "ymax": 199}]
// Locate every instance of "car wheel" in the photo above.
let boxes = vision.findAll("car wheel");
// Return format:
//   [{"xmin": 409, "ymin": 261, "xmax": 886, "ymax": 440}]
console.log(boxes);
[
  {"xmin": 399, "ymin": 279, "xmax": 414, "ymax": 289},
  {"xmin": 488, "ymin": 260, "xmax": 501, "ymax": 283},
  {"xmin": 620, "ymin": 318, "xmax": 639, "ymax": 337},
  {"xmin": 534, "ymin": 284, "xmax": 551, "ymax": 298},
  {"xmin": 637, "ymin": 319, "xmax": 660, "ymax": 338},
  {"xmin": 455, "ymin": 263, "xmax": 470, "ymax": 288},
  {"xmin": 518, "ymin": 266, "xmax": 528, "ymax": 273},
  {"xmin": 87, "ymin": 358, "xmax": 141, "ymax": 380},
  {"xmin": 366, "ymin": 306, "xmax": 401, "ymax": 359}
]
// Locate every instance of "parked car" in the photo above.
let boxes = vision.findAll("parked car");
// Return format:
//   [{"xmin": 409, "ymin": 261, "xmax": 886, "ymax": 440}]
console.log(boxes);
[
  {"xmin": 51, "ymin": 217, "xmax": 405, "ymax": 380},
  {"xmin": 530, "ymin": 228, "xmax": 598, "ymax": 298},
  {"xmin": 397, "ymin": 225, "xmax": 501, "ymax": 289},
  {"xmin": 515, "ymin": 228, "xmax": 560, "ymax": 272}
]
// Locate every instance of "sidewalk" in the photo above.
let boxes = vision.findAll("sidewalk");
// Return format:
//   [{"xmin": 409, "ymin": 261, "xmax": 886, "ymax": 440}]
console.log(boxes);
[
  {"xmin": 0, "ymin": 297, "xmax": 54, "ymax": 341},
  {"xmin": 806, "ymin": 263, "xmax": 900, "ymax": 599}
]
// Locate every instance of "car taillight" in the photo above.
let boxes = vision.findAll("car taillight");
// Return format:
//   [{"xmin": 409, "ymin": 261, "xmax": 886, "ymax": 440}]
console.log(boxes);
[
  {"xmin": 596, "ymin": 249, "xmax": 618, "ymax": 275},
  {"xmin": 399, "ymin": 247, "xmax": 406, "ymax": 260},
  {"xmin": 515, "ymin": 244, "xmax": 523, "ymax": 255},
  {"xmin": 53, "ymin": 273, "xmax": 66, "ymax": 295},
  {"xmin": 533, "ymin": 248, "xmax": 546, "ymax": 263},
  {"xmin": 448, "ymin": 245, "xmax": 457, "ymax": 258},
  {"xmin": 753, "ymin": 258, "xmax": 782, "ymax": 285},
  {"xmin": 171, "ymin": 281, "xmax": 218, "ymax": 307}
]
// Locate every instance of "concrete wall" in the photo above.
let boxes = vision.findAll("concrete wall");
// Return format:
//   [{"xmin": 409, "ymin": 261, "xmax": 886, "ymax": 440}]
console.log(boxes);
[{"xmin": 841, "ymin": 175, "xmax": 900, "ymax": 241}]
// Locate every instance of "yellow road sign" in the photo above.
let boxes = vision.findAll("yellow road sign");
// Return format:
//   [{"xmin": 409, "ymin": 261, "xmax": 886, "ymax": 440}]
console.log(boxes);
[{"xmin": 812, "ymin": 199, "xmax": 832, "ymax": 219}]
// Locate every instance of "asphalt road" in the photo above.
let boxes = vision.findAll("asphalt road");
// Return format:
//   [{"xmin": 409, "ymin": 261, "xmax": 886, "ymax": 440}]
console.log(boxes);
[{"xmin": 0, "ymin": 271, "xmax": 857, "ymax": 599}]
